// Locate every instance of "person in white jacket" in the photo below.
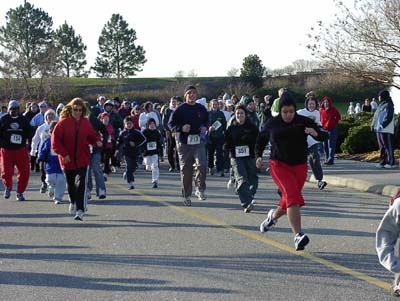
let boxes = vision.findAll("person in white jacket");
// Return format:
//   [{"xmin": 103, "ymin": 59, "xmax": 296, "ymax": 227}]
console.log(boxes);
[
  {"xmin": 30, "ymin": 109, "xmax": 57, "ymax": 194},
  {"xmin": 376, "ymin": 194, "xmax": 400, "ymax": 297},
  {"xmin": 139, "ymin": 102, "xmax": 159, "ymax": 131},
  {"xmin": 297, "ymin": 96, "xmax": 327, "ymax": 190}
]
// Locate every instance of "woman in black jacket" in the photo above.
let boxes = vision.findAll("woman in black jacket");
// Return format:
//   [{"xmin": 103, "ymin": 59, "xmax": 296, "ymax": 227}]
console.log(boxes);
[
  {"xmin": 224, "ymin": 105, "xmax": 259, "ymax": 213},
  {"xmin": 255, "ymin": 92, "xmax": 328, "ymax": 251}
]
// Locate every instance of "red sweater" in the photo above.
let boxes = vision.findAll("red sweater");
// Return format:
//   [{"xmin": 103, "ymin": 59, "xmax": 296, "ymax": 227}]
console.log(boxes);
[
  {"xmin": 51, "ymin": 116, "xmax": 100, "ymax": 170},
  {"xmin": 319, "ymin": 97, "xmax": 341, "ymax": 131}
]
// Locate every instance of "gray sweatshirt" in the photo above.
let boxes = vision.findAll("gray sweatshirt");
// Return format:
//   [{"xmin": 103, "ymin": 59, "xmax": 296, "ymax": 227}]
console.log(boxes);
[{"xmin": 376, "ymin": 198, "xmax": 400, "ymax": 273}]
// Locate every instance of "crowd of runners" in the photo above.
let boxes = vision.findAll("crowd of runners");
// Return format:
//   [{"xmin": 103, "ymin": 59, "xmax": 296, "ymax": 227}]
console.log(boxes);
[{"xmin": 0, "ymin": 85, "xmax": 340, "ymax": 251}]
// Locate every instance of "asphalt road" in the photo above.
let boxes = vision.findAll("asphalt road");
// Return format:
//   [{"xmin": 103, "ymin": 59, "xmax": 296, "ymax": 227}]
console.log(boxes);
[{"xmin": 0, "ymin": 163, "xmax": 396, "ymax": 301}]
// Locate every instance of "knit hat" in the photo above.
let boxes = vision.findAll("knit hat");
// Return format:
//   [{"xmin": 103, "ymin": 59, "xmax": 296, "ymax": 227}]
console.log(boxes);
[
  {"xmin": 278, "ymin": 92, "xmax": 297, "ymax": 112},
  {"xmin": 8, "ymin": 100, "xmax": 19, "ymax": 110},
  {"xmin": 100, "ymin": 112, "xmax": 110, "ymax": 120},
  {"xmin": 244, "ymin": 97, "xmax": 254, "ymax": 106},
  {"xmin": 378, "ymin": 90, "xmax": 390, "ymax": 100},
  {"xmin": 184, "ymin": 85, "xmax": 197, "ymax": 97}
]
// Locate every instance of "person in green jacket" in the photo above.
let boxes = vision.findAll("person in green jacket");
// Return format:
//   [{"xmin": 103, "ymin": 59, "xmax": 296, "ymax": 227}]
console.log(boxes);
[{"xmin": 208, "ymin": 99, "xmax": 227, "ymax": 176}]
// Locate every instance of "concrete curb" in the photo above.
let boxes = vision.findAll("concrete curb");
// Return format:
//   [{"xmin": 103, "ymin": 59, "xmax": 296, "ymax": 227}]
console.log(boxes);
[{"xmin": 309, "ymin": 175, "xmax": 400, "ymax": 198}]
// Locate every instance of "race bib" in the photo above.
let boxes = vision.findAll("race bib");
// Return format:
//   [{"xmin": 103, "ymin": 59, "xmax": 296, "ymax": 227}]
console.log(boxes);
[
  {"xmin": 187, "ymin": 134, "xmax": 200, "ymax": 145},
  {"xmin": 147, "ymin": 141, "xmax": 157, "ymax": 151},
  {"xmin": 235, "ymin": 145, "xmax": 250, "ymax": 157},
  {"xmin": 212, "ymin": 120, "xmax": 222, "ymax": 130},
  {"xmin": 10, "ymin": 134, "xmax": 22, "ymax": 144}
]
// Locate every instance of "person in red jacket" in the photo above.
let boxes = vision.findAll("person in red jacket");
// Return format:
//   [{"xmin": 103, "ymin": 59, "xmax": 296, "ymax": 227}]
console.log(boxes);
[
  {"xmin": 319, "ymin": 96, "xmax": 341, "ymax": 165},
  {"xmin": 52, "ymin": 98, "xmax": 102, "ymax": 221}
]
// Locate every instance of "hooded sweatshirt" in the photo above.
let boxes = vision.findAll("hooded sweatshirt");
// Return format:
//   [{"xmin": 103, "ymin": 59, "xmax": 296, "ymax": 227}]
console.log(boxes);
[
  {"xmin": 319, "ymin": 97, "xmax": 341, "ymax": 131},
  {"xmin": 376, "ymin": 198, "xmax": 400, "ymax": 273},
  {"xmin": 30, "ymin": 109, "xmax": 56, "ymax": 156}
]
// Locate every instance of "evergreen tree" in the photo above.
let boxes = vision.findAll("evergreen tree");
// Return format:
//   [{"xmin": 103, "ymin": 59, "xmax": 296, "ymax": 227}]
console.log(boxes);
[
  {"xmin": 0, "ymin": 1, "xmax": 53, "ymax": 78},
  {"xmin": 54, "ymin": 22, "xmax": 87, "ymax": 77},
  {"xmin": 240, "ymin": 54, "xmax": 266, "ymax": 88},
  {"xmin": 93, "ymin": 14, "xmax": 146, "ymax": 78}
]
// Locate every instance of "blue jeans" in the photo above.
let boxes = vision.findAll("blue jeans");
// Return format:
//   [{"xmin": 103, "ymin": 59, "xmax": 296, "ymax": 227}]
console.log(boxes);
[
  {"xmin": 324, "ymin": 128, "xmax": 338, "ymax": 163},
  {"xmin": 88, "ymin": 151, "xmax": 106, "ymax": 195}
]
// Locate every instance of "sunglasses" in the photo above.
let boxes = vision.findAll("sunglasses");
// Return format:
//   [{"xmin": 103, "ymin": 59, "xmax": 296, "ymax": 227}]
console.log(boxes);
[{"xmin": 73, "ymin": 108, "xmax": 82, "ymax": 112}]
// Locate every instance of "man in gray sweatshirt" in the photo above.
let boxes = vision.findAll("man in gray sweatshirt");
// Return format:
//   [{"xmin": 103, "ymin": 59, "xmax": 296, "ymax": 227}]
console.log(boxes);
[{"xmin": 376, "ymin": 196, "xmax": 400, "ymax": 297}]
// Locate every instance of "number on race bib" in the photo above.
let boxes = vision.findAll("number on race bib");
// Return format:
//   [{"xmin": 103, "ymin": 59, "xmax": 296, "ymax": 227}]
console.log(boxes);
[
  {"xmin": 10, "ymin": 134, "xmax": 22, "ymax": 144},
  {"xmin": 147, "ymin": 141, "xmax": 157, "ymax": 151},
  {"xmin": 235, "ymin": 145, "xmax": 250, "ymax": 157},
  {"xmin": 187, "ymin": 134, "xmax": 200, "ymax": 145}
]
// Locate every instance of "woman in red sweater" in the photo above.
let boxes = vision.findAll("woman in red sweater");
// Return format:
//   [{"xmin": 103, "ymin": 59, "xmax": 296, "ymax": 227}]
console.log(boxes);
[{"xmin": 52, "ymin": 98, "xmax": 102, "ymax": 221}]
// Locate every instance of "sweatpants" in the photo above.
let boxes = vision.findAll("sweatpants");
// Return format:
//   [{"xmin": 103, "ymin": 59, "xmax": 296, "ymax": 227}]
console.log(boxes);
[
  {"xmin": 176, "ymin": 142, "xmax": 207, "ymax": 198},
  {"xmin": 231, "ymin": 157, "xmax": 258, "ymax": 207},
  {"xmin": 308, "ymin": 143, "xmax": 323, "ymax": 181},
  {"xmin": 125, "ymin": 155, "xmax": 137, "ymax": 183},
  {"xmin": 64, "ymin": 166, "xmax": 89, "ymax": 212},
  {"xmin": 377, "ymin": 132, "xmax": 395, "ymax": 166},
  {"xmin": 269, "ymin": 160, "xmax": 307, "ymax": 212},
  {"xmin": 145, "ymin": 154, "xmax": 159, "ymax": 183},
  {"xmin": 46, "ymin": 173, "xmax": 66, "ymax": 201},
  {"xmin": 1, "ymin": 147, "xmax": 30, "ymax": 193}
]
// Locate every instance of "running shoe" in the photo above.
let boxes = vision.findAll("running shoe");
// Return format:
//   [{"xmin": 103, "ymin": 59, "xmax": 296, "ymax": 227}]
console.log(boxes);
[
  {"xmin": 392, "ymin": 273, "xmax": 400, "ymax": 297},
  {"xmin": 384, "ymin": 164, "xmax": 397, "ymax": 169},
  {"xmin": 54, "ymin": 199, "xmax": 61, "ymax": 204},
  {"xmin": 244, "ymin": 203, "xmax": 254, "ymax": 213},
  {"xmin": 69, "ymin": 203, "xmax": 77, "ymax": 215},
  {"xmin": 183, "ymin": 197, "xmax": 191, "ymax": 207},
  {"xmin": 74, "ymin": 210, "xmax": 84, "ymax": 221},
  {"xmin": 40, "ymin": 182, "xmax": 47, "ymax": 193},
  {"xmin": 318, "ymin": 181, "xmax": 327, "ymax": 190},
  {"xmin": 16, "ymin": 193, "xmax": 25, "ymax": 201},
  {"xmin": 260, "ymin": 209, "xmax": 277, "ymax": 233},
  {"xmin": 195, "ymin": 190, "xmax": 206, "ymax": 201},
  {"xmin": 294, "ymin": 232, "xmax": 310, "ymax": 251},
  {"xmin": 3, "ymin": 188, "xmax": 11, "ymax": 199},
  {"xmin": 152, "ymin": 182, "xmax": 158, "ymax": 188},
  {"xmin": 48, "ymin": 188, "xmax": 55, "ymax": 199}
]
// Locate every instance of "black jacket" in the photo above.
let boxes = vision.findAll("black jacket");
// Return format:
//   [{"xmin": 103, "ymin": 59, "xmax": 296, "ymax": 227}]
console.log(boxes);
[
  {"xmin": 256, "ymin": 114, "xmax": 328, "ymax": 165},
  {"xmin": 224, "ymin": 120, "xmax": 259, "ymax": 158}
]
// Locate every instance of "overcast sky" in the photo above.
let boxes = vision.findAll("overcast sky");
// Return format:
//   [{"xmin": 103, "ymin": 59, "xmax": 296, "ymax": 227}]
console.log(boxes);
[{"xmin": 0, "ymin": 0, "xmax": 346, "ymax": 77}]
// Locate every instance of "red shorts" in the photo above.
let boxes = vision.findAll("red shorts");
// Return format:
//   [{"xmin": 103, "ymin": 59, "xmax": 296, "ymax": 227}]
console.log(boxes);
[{"xmin": 269, "ymin": 160, "xmax": 307, "ymax": 212}]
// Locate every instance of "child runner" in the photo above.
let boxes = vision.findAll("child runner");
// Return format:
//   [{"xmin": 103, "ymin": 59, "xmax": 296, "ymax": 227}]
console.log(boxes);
[
  {"xmin": 117, "ymin": 116, "xmax": 146, "ymax": 189},
  {"xmin": 100, "ymin": 112, "xmax": 115, "ymax": 181},
  {"xmin": 142, "ymin": 118, "xmax": 162, "ymax": 188},
  {"xmin": 38, "ymin": 121, "xmax": 66, "ymax": 204}
]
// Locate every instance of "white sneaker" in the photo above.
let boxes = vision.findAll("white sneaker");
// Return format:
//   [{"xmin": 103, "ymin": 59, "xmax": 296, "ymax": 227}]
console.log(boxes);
[
  {"xmin": 48, "ymin": 189, "xmax": 54, "ymax": 199},
  {"xmin": 195, "ymin": 190, "xmax": 206, "ymax": 200},
  {"xmin": 74, "ymin": 210, "xmax": 84, "ymax": 221},
  {"xmin": 260, "ymin": 209, "xmax": 277, "ymax": 233},
  {"xmin": 128, "ymin": 182, "xmax": 134, "ymax": 190},
  {"xmin": 54, "ymin": 199, "xmax": 61, "ymax": 204},
  {"xmin": 384, "ymin": 164, "xmax": 397, "ymax": 169},
  {"xmin": 69, "ymin": 203, "xmax": 77, "ymax": 215}
]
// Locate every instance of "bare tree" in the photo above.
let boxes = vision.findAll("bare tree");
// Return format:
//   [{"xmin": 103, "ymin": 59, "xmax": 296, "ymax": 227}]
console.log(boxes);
[
  {"xmin": 227, "ymin": 67, "xmax": 239, "ymax": 77},
  {"xmin": 308, "ymin": 0, "xmax": 400, "ymax": 88}
]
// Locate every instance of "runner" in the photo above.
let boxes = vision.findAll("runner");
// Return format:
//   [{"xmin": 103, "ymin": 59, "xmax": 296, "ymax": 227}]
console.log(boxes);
[
  {"xmin": 255, "ymin": 92, "xmax": 328, "ymax": 251},
  {"xmin": 297, "ymin": 96, "xmax": 327, "ymax": 190},
  {"xmin": 142, "ymin": 118, "xmax": 162, "ymax": 188},
  {"xmin": 52, "ymin": 98, "xmax": 102, "ymax": 221},
  {"xmin": 224, "ymin": 105, "xmax": 259, "ymax": 212},
  {"xmin": 168, "ymin": 85, "xmax": 209, "ymax": 206},
  {"xmin": 0, "ymin": 100, "xmax": 32, "ymax": 201},
  {"xmin": 117, "ymin": 116, "xmax": 146, "ymax": 190}
]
